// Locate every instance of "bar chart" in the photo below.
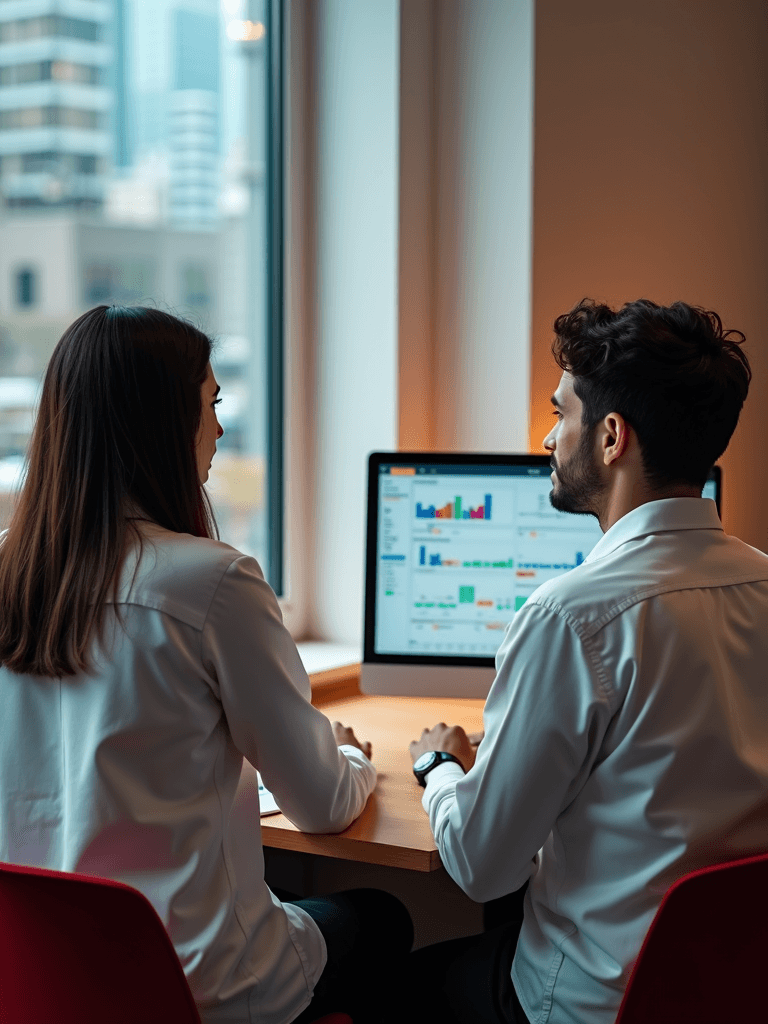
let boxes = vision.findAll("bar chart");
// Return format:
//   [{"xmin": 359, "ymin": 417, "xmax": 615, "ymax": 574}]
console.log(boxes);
[
  {"xmin": 418, "ymin": 545, "xmax": 514, "ymax": 568},
  {"xmin": 416, "ymin": 494, "xmax": 493, "ymax": 520},
  {"xmin": 412, "ymin": 583, "xmax": 513, "ymax": 611}
]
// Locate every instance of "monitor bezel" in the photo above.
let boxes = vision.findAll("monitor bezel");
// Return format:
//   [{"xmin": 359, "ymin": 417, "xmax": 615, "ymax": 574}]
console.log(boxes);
[{"xmin": 363, "ymin": 452, "xmax": 721, "ymax": 668}]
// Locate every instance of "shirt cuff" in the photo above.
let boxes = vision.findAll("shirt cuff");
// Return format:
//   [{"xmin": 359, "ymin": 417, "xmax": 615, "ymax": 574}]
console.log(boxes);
[
  {"xmin": 420, "ymin": 761, "xmax": 465, "ymax": 810},
  {"xmin": 338, "ymin": 743, "xmax": 377, "ymax": 788},
  {"xmin": 338, "ymin": 742, "xmax": 372, "ymax": 762}
]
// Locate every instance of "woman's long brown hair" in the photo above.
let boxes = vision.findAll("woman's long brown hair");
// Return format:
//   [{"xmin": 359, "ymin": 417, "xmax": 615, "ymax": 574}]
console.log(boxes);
[{"xmin": 0, "ymin": 305, "xmax": 218, "ymax": 677}]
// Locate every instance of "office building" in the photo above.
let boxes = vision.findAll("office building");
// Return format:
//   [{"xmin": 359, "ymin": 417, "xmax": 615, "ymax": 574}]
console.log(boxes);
[
  {"xmin": 0, "ymin": 0, "xmax": 115, "ymax": 209},
  {"xmin": 168, "ymin": 8, "xmax": 220, "ymax": 225},
  {"xmin": 0, "ymin": 209, "xmax": 247, "ymax": 523}
]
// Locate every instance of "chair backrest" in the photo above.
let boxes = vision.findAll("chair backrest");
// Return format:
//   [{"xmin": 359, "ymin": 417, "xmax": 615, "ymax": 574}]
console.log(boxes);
[
  {"xmin": 615, "ymin": 851, "xmax": 768, "ymax": 1024},
  {"xmin": 0, "ymin": 861, "xmax": 202, "ymax": 1024}
]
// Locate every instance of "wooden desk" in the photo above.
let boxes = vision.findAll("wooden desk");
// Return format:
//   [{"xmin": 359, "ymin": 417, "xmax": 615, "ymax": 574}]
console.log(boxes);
[{"xmin": 257, "ymin": 666, "xmax": 484, "ymax": 872}]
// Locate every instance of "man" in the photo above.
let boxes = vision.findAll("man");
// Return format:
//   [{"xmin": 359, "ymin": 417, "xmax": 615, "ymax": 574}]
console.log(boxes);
[{"xmin": 404, "ymin": 298, "xmax": 768, "ymax": 1024}]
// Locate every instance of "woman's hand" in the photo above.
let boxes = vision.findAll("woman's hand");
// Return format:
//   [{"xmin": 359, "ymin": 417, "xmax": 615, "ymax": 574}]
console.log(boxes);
[{"xmin": 332, "ymin": 721, "xmax": 373, "ymax": 760}]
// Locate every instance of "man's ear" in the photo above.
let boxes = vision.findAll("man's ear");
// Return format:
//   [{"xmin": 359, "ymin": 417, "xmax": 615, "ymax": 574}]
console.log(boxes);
[{"xmin": 602, "ymin": 412, "xmax": 629, "ymax": 466}]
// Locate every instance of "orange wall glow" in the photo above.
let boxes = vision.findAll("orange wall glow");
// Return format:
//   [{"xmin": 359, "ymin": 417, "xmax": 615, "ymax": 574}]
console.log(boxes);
[{"xmin": 531, "ymin": 0, "xmax": 768, "ymax": 550}]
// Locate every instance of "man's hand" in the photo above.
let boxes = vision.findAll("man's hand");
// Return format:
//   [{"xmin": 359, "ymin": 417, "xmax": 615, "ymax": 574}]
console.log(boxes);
[
  {"xmin": 409, "ymin": 722, "xmax": 476, "ymax": 773},
  {"xmin": 332, "ymin": 721, "xmax": 372, "ymax": 760}
]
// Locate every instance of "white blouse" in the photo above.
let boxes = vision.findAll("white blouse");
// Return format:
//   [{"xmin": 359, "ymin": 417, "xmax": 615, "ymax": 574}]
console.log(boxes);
[{"xmin": 0, "ymin": 524, "xmax": 376, "ymax": 1024}]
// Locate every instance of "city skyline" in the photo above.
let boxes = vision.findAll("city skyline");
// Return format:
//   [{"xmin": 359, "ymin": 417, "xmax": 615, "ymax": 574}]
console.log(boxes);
[{"xmin": 0, "ymin": 0, "xmax": 259, "ymax": 219}]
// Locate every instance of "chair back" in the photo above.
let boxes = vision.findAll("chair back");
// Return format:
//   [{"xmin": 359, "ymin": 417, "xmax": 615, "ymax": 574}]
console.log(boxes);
[
  {"xmin": 616, "ymin": 851, "xmax": 768, "ymax": 1024},
  {"xmin": 0, "ymin": 861, "xmax": 201, "ymax": 1024}
]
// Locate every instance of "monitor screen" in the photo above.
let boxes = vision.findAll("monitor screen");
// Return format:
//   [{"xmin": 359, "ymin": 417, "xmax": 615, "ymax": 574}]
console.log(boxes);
[{"xmin": 366, "ymin": 454, "xmax": 719, "ymax": 665}]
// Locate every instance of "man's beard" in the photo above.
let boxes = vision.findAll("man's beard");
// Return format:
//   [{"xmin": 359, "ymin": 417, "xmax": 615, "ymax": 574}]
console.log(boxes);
[{"xmin": 549, "ymin": 424, "xmax": 604, "ymax": 518}]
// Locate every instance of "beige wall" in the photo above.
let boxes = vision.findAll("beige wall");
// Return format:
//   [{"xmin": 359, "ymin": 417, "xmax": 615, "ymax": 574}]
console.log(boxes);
[
  {"xmin": 531, "ymin": 0, "xmax": 768, "ymax": 551},
  {"xmin": 398, "ymin": 0, "xmax": 534, "ymax": 455},
  {"xmin": 397, "ymin": 0, "xmax": 436, "ymax": 451}
]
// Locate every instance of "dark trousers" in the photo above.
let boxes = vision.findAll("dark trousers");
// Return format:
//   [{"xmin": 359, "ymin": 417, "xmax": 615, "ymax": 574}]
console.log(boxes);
[
  {"xmin": 398, "ymin": 884, "xmax": 531, "ymax": 1024},
  {"xmin": 283, "ymin": 888, "xmax": 414, "ymax": 1024}
]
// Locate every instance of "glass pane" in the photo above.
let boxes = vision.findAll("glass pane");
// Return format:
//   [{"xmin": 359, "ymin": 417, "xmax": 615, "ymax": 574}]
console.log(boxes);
[{"xmin": 0, "ymin": 0, "xmax": 272, "ymax": 569}]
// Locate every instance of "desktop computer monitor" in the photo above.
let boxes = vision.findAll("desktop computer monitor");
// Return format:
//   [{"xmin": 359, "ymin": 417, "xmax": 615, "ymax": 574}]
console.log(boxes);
[{"xmin": 360, "ymin": 452, "xmax": 721, "ymax": 698}]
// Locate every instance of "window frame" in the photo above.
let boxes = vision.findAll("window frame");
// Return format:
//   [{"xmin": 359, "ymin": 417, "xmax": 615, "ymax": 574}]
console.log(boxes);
[{"xmin": 265, "ymin": 0, "xmax": 285, "ymax": 596}]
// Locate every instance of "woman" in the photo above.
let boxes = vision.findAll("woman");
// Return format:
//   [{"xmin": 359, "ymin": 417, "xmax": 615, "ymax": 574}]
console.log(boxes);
[{"xmin": 0, "ymin": 306, "xmax": 412, "ymax": 1024}]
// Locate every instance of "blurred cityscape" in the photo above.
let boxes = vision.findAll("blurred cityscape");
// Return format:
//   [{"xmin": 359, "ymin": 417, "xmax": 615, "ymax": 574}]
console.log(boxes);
[{"xmin": 0, "ymin": 0, "xmax": 269, "ymax": 562}]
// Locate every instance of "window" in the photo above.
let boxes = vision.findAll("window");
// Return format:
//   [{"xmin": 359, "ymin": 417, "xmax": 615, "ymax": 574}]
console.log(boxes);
[
  {"xmin": 83, "ymin": 260, "xmax": 156, "ymax": 305},
  {"xmin": 0, "ymin": 62, "xmax": 49, "ymax": 86},
  {"xmin": 0, "ymin": 61, "xmax": 101, "ymax": 86},
  {"xmin": 0, "ymin": 108, "xmax": 103, "ymax": 131},
  {"xmin": 75, "ymin": 155, "xmax": 98, "ymax": 174},
  {"xmin": 21, "ymin": 152, "xmax": 57, "ymax": 174},
  {"xmin": 0, "ymin": 0, "xmax": 285, "ymax": 593},
  {"xmin": 181, "ymin": 262, "xmax": 212, "ymax": 313},
  {"xmin": 0, "ymin": 17, "xmax": 101, "ymax": 44},
  {"xmin": 20, "ymin": 153, "xmax": 99, "ymax": 175},
  {"xmin": 51, "ymin": 62, "xmax": 102, "ymax": 85},
  {"xmin": 14, "ymin": 268, "xmax": 36, "ymax": 308}
]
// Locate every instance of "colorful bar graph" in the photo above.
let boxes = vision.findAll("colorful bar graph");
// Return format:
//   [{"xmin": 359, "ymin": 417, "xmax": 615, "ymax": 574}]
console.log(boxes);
[
  {"xmin": 517, "ymin": 552, "xmax": 584, "ymax": 571},
  {"xmin": 418, "ymin": 548, "xmax": 513, "ymax": 568},
  {"xmin": 414, "ymin": 584, "xmax": 514, "ymax": 610},
  {"xmin": 517, "ymin": 562, "xmax": 576, "ymax": 570},
  {"xmin": 416, "ymin": 494, "xmax": 493, "ymax": 520}
]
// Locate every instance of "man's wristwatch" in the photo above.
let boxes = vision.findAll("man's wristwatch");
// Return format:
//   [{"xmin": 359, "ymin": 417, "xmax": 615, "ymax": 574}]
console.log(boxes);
[{"xmin": 412, "ymin": 750, "xmax": 465, "ymax": 788}]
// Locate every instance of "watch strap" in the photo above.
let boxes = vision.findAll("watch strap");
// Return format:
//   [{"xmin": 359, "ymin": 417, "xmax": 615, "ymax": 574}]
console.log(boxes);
[{"xmin": 413, "ymin": 750, "xmax": 464, "ymax": 787}]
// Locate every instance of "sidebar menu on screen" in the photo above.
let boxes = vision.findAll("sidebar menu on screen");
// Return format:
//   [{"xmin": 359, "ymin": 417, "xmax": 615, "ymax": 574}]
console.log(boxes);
[{"xmin": 375, "ymin": 470, "xmax": 413, "ymax": 651}]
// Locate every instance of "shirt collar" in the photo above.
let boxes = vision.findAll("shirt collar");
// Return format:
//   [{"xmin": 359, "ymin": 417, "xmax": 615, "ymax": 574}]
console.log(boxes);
[{"xmin": 584, "ymin": 497, "xmax": 722, "ymax": 563}]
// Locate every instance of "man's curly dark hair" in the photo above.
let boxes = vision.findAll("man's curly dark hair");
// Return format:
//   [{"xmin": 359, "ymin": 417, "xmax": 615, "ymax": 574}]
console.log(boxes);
[{"xmin": 551, "ymin": 298, "xmax": 751, "ymax": 489}]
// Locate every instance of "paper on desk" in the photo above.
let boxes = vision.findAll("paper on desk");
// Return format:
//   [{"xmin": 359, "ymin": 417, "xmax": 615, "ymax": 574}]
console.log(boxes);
[{"xmin": 257, "ymin": 773, "xmax": 281, "ymax": 817}]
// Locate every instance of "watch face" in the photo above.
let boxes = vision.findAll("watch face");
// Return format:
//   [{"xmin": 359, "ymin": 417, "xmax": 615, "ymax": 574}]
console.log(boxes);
[{"xmin": 413, "ymin": 751, "xmax": 436, "ymax": 773}]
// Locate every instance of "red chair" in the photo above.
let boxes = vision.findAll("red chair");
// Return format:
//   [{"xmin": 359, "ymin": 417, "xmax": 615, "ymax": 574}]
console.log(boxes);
[
  {"xmin": 0, "ymin": 862, "xmax": 352, "ymax": 1024},
  {"xmin": 615, "ymin": 851, "xmax": 768, "ymax": 1024}
]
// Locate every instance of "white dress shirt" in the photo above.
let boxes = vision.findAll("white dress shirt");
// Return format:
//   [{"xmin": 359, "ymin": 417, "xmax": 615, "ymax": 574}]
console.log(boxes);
[
  {"xmin": 0, "ymin": 524, "xmax": 376, "ymax": 1024},
  {"xmin": 422, "ymin": 498, "xmax": 768, "ymax": 1024}
]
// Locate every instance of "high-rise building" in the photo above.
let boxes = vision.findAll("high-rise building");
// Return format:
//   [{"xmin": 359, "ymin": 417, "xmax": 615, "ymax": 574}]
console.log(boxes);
[
  {"xmin": 112, "ymin": 0, "xmax": 130, "ymax": 169},
  {"xmin": 0, "ymin": 0, "xmax": 116, "ymax": 209},
  {"xmin": 168, "ymin": 8, "xmax": 220, "ymax": 226}
]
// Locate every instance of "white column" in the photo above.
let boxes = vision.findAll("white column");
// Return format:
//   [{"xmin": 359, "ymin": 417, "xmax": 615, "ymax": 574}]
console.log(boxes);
[
  {"xmin": 309, "ymin": 0, "xmax": 400, "ymax": 645},
  {"xmin": 433, "ymin": 0, "xmax": 534, "ymax": 454}
]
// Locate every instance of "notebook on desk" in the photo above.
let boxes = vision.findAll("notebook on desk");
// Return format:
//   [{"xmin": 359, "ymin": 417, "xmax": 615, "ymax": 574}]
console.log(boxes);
[{"xmin": 360, "ymin": 452, "xmax": 721, "ymax": 699}]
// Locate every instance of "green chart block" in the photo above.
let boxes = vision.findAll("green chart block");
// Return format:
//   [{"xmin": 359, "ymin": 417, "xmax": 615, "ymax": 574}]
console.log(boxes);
[
  {"xmin": 459, "ymin": 586, "xmax": 475, "ymax": 603},
  {"xmin": 515, "ymin": 595, "xmax": 528, "ymax": 611}
]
